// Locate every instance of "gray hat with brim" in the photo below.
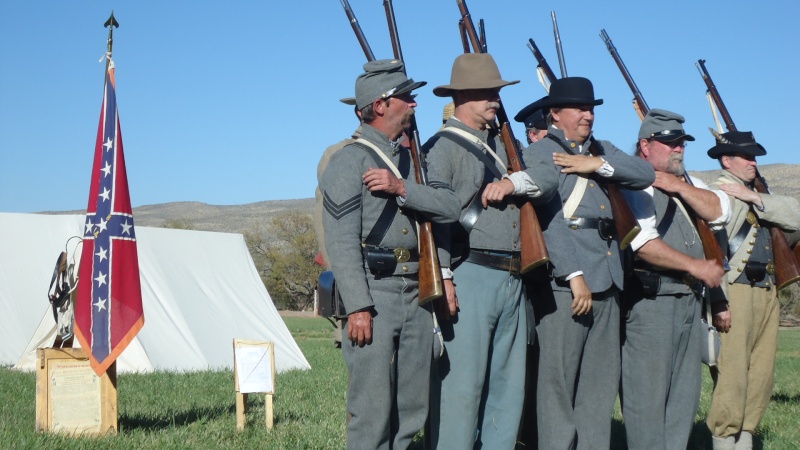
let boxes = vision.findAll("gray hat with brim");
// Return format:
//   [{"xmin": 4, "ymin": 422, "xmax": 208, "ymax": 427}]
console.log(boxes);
[
  {"xmin": 433, "ymin": 53, "xmax": 519, "ymax": 97},
  {"xmin": 339, "ymin": 97, "xmax": 357, "ymax": 105},
  {"xmin": 355, "ymin": 59, "xmax": 426, "ymax": 110},
  {"xmin": 707, "ymin": 130, "xmax": 767, "ymax": 158},
  {"xmin": 638, "ymin": 108, "xmax": 695, "ymax": 142}
]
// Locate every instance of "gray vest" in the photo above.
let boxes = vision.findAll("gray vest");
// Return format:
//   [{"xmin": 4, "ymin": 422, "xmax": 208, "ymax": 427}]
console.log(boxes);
[{"xmin": 650, "ymin": 189, "xmax": 704, "ymax": 296}]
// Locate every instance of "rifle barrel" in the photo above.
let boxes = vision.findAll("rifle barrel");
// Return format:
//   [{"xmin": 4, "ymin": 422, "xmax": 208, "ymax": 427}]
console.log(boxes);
[
  {"xmin": 551, "ymin": 11, "xmax": 568, "ymax": 78},
  {"xmin": 527, "ymin": 38, "xmax": 558, "ymax": 83},
  {"xmin": 599, "ymin": 29, "xmax": 649, "ymax": 117},
  {"xmin": 340, "ymin": 0, "xmax": 375, "ymax": 61}
]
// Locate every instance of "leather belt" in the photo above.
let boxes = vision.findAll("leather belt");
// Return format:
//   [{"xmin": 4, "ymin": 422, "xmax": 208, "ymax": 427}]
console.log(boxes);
[
  {"xmin": 465, "ymin": 250, "xmax": 521, "ymax": 274},
  {"xmin": 566, "ymin": 217, "xmax": 615, "ymax": 230},
  {"xmin": 567, "ymin": 217, "xmax": 616, "ymax": 241},
  {"xmin": 361, "ymin": 246, "xmax": 419, "ymax": 263},
  {"xmin": 639, "ymin": 267, "xmax": 703, "ymax": 293}
]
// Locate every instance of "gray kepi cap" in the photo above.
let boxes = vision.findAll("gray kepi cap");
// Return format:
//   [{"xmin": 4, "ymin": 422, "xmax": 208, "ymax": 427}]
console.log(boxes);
[
  {"xmin": 638, "ymin": 109, "xmax": 696, "ymax": 142},
  {"xmin": 355, "ymin": 59, "xmax": 426, "ymax": 110}
]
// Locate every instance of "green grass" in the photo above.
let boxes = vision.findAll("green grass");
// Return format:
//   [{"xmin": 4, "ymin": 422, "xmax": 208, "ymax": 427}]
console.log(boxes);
[{"xmin": 1, "ymin": 320, "xmax": 798, "ymax": 449}]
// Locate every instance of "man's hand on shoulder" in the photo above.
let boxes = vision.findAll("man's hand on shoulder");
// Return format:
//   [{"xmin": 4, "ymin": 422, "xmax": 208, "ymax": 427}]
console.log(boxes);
[
  {"xmin": 719, "ymin": 183, "xmax": 762, "ymax": 208},
  {"xmin": 363, "ymin": 168, "xmax": 407, "ymax": 197},
  {"xmin": 652, "ymin": 171, "xmax": 685, "ymax": 194},
  {"xmin": 553, "ymin": 153, "xmax": 604, "ymax": 174}
]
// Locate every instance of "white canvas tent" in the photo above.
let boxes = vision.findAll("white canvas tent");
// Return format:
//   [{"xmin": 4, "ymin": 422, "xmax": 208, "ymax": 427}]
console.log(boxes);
[{"xmin": 0, "ymin": 212, "xmax": 310, "ymax": 374}]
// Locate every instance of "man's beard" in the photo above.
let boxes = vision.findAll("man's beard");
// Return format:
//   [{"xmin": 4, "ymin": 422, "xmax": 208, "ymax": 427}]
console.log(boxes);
[
  {"xmin": 666, "ymin": 155, "xmax": 685, "ymax": 176},
  {"xmin": 400, "ymin": 110, "xmax": 414, "ymax": 130}
]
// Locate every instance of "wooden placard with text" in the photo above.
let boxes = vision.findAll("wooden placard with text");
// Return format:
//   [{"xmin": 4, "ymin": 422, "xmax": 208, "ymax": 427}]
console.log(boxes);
[
  {"xmin": 233, "ymin": 339, "xmax": 276, "ymax": 431},
  {"xmin": 35, "ymin": 348, "xmax": 117, "ymax": 435}
]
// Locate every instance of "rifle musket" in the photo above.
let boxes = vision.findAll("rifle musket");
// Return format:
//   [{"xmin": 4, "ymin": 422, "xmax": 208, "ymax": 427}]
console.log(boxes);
[{"xmin": 551, "ymin": 11, "xmax": 567, "ymax": 78}]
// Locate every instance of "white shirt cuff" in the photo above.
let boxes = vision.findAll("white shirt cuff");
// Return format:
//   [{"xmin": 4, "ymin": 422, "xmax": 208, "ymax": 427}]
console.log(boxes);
[
  {"xmin": 565, "ymin": 271, "xmax": 584, "ymax": 281},
  {"xmin": 441, "ymin": 267, "xmax": 454, "ymax": 280},
  {"xmin": 506, "ymin": 172, "xmax": 542, "ymax": 198},
  {"xmin": 595, "ymin": 158, "xmax": 614, "ymax": 177}
]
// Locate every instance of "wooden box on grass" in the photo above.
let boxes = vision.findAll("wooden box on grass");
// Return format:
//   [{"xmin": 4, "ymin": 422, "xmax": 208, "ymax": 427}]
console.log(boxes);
[{"xmin": 35, "ymin": 348, "xmax": 117, "ymax": 435}]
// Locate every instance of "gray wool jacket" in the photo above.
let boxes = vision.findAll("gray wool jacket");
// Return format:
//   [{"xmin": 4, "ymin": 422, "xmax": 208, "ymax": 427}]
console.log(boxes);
[
  {"xmin": 320, "ymin": 124, "xmax": 460, "ymax": 314},
  {"xmin": 529, "ymin": 127, "xmax": 655, "ymax": 293},
  {"xmin": 423, "ymin": 117, "xmax": 559, "ymax": 269}
]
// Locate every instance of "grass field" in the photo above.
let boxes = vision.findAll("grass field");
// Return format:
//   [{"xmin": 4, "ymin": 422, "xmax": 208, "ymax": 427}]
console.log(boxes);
[{"xmin": 1, "ymin": 318, "xmax": 798, "ymax": 449}]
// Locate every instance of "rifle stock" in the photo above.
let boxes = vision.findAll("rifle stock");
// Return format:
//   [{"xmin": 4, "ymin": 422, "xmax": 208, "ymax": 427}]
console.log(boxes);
[
  {"xmin": 383, "ymin": 0, "xmax": 443, "ymax": 302},
  {"xmin": 456, "ymin": 0, "xmax": 549, "ymax": 271},
  {"xmin": 794, "ymin": 239, "xmax": 800, "ymax": 269},
  {"xmin": 696, "ymin": 59, "xmax": 800, "ymax": 289}
]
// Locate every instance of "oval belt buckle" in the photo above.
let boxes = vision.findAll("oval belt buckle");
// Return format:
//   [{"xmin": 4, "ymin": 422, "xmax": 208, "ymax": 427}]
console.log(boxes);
[
  {"xmin": 766, "ymin": 262, "xmax": 775, "ymax": 275},
  {"xmin": 394, "ymin": 248, "xmax": 411, "ymax": 263},
  {"xmin": 746, "ymin": 210, "xmax": 757, "ymax": 225}
]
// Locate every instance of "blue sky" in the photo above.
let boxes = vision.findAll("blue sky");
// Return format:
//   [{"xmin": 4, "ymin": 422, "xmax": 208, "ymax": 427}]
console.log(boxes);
[{"xmin": 1, "ymin": 1, "xmax": 798, "ymax": 213}]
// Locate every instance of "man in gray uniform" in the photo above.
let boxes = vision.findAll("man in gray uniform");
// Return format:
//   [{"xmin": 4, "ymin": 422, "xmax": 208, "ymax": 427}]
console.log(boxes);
[
  {"xmin": 705, "ymin": 131, "xmax": 800, "ymax": 450},
  {"xmin": 529, "ymin": 76, "xmax": 654, "ymax": 450},
  {"xmin": 621, "ymin": 109, "xmax": 731, "ymax": 450},
  {"xmin": 423, "ymin": 53, "xmax": 558, "ymax": 449},
  {"xmin": 320, "ymin": 59, "xmax": 459, "ymax": 450}
]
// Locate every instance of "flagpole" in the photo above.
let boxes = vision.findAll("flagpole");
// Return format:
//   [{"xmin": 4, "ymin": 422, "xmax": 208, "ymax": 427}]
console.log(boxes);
[{"xmin": 103, "ymin": 12, "xmax": 119, "ymax": 73}]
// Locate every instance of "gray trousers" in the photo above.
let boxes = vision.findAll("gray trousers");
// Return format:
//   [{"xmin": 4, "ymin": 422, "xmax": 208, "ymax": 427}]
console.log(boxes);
[
  {"xmin": 534, "ymin": 286, "xmax": 620, "ymax": 450},
  {"xmin": 429, "ymin": 261, "xmax": 527, "ymax": 449},
  {"xmin": 621, "ymin": 293, "xmax": 702, "ymax": 450},
  {"xmin": 342, "ymin": 275, "xmax": 432, "ymax": 450}
]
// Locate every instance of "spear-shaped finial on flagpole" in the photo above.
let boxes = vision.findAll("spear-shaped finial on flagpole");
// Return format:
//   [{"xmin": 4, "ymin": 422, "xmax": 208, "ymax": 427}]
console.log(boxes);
[{"xmin": 103, "ymin": 11, "xmax": 119, "ymax": 71}]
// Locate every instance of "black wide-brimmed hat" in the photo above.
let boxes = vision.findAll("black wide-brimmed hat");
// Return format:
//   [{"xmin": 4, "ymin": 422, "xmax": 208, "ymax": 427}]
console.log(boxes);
[
  {"xmin": 707, "ymin": 130, "xmax": 767, "ymax": 158},
  {"xmin": 638, "ymin": 109, "xmax": 695, "ymax": 142},
  {"xmin": 540, "ymin": 77, "xmax": 603, "ymax": 109},
  {"xmin": 514, "ymin": 96, "xmax": 548, "ymax": 130},
  {"xmin": 433, "ymin": 53, "xmax": 519, "ymax": 97}
]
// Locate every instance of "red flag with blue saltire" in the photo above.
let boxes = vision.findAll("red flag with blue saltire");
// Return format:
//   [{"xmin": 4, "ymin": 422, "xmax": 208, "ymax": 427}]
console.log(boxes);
[{"xmin": 74, "ymin": 60, "xmax": 144, "ymax": 375}]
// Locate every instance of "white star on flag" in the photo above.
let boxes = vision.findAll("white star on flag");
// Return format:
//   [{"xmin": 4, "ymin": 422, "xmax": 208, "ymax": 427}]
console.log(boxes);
[
  {"xmin": 103, "ymin": 137, "xmax": 113, "ymax": 152},
  {"xmin": 101, "ymin": 161, "xmax": 112, "ymax": 177},
  {"xmin": 95, "ymin": 246, "xmax": 108, "ymax": 262},
  {"xmin": 97, "ymin": 217, "xmax": 108, "ymax": 233},
  {"xmin": 85, "ymin": 219, "xmax": 94, "ymax": 235},
  {"xmin": 95, "ymin": 271, "xmax": 107, "ymax": 287},
  {"xmin": 94, "ymin": 297, "xmax": 107, "ymax": 311},
  {"xmin": 99, "ymin": 187, "xmax": 111, "ymax": 202},
  {"xmin": 121, "ymin": 220, "xmax": 133, "ymax": 235}
]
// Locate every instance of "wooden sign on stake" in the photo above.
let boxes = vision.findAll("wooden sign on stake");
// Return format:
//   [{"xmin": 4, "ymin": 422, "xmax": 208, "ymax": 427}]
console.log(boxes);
[{"xmin": 232, "ymin": 339, "xmax": 276, "ymax": 431}]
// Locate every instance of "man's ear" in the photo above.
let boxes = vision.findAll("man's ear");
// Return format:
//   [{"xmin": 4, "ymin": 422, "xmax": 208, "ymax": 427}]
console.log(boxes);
[
  {"xmin": 720, "ymin": 155, "xmax": 731, "ymax": 170},
  {"xmin": 639, "ymin": 139, "xmax": 651, "ymax": 158},
  {"xmin": 373, "ymin": 98, "xmax": 387, "ymax": 116}
]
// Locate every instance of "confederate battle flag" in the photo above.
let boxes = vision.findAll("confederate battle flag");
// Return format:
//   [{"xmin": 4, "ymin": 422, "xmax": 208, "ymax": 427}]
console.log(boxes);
[{"xmin": 74, "ymin": 60, "xmax": 144, "ymax": 375}]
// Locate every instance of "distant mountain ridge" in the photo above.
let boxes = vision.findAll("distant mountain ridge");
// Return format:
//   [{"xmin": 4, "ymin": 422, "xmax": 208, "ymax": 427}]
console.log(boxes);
[
  {"xmin": 47, "ymin": 198, "xmax": 315, "ymax": 235},
  {"xmin": 45, "ymin": 164, "xmax": 798, "ymax": 236}
]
